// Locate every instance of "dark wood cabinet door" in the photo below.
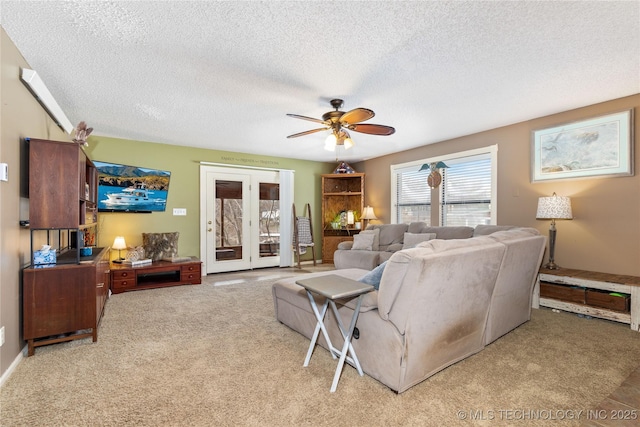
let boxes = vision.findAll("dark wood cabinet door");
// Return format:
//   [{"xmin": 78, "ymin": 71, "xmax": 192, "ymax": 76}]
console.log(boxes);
[
  {"xmin": 23, "ymin": 265, "xmax": 95, "ymax": 340},
  {"xmin": 28, "ymin": 139, "xmax": 82, "ymax": 228}
]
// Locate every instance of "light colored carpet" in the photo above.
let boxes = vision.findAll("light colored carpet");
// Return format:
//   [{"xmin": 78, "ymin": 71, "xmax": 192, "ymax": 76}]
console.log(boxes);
[{"xmin": 1, "ymin": 267, "xmax": 639, "ymax": 426}]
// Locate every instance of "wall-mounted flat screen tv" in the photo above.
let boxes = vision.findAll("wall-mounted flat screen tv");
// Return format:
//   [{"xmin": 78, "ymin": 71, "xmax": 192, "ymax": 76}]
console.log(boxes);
[{"xmin": 95, "ymin": 161, "xmax": 171, "ymax": 213}]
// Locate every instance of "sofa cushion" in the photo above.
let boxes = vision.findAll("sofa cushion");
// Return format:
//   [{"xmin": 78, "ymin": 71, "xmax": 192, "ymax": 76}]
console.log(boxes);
[
  {"xmin": 402, "ymin": 232, "xmax": 436, "ymax": 249},
  {"xmin": 380, "ymin": 237, "xmax": 497, "ymax": 320},
  {"xmin": 378, "ymin": 251, "xmax": 394, "ymax": 263},
  {"xmin": 352, "ymin": 233, "xmax": 375, "ymax": 250},
  {"xmin": 473, "ymin": 224, "xmax": 517, "ymax": 236},
  {"xmin": 272, "ymin": 269, "xmax": 376, "ymax": 314},
  {"xmin": 359, "ymin": 228, "xmax": 380, "ymax": 251},
  {"xmin": 358, "ymin": 261, "xmax": 388, "ymax": 290},
  {"xmin": 486, "ymin": 227, "xmax": 540, "ymax": 241},
  {"xmin": 367, "ymin": 223, "xmax": 407, "ymax": 251},
  {"xmin": 377, "ymin": 248, "xmax": 432, "ymax": 320},
  {"xmin": 407, "ymin": 224, "xmax": 474, "ymax": 239},
  {"xmin": 387, "ymin": 243, "xmax": 403, "ymax": 252},
  {"xmin": 334, "ymin": 249, "xmax": 380, "ymax": 270},
  {"xmin": 416, "ymin": 235, "xmax": 496, "ymax": 251}
]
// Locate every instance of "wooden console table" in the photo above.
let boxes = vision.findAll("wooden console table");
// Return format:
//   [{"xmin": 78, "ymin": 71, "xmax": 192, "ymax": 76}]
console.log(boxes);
[
  {"xmin": 111, "ymin": 257, "xmax": 201, "ymax": 294},
  {"xmin": 532, "ymin": 267, "xmax": 640, "ymax": 331}
]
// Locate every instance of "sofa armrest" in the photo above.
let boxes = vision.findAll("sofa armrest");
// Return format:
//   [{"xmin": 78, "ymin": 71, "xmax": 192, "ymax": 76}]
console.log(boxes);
[
  {"xmin": 334, "ymin": 249, "xmax": 380, "ymax": 270},
  {"xmin": 337, "ymin": 241, "xmax": 353, "ymax": 250}
]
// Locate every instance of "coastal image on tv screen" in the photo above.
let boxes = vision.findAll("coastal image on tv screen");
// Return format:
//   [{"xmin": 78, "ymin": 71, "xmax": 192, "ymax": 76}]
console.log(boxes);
[{"xmin": 94, "ymin": 161, "xmax": 171, "ymax": 212}]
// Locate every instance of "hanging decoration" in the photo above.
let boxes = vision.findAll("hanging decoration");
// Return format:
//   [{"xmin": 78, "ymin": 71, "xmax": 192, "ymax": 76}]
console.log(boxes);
[{"xmin": 419, "ymin": 161, "xmax": 449, "ymax": 188}]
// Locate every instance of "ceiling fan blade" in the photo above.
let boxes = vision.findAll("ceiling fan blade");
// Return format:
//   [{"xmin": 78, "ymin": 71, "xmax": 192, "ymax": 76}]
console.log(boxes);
[
  {"xmin": 349, "ymin": 123, "xmax": 396, "ymax": 136},
  {"xmin": 286, "ymin": 113, "xmax": 327, "ymax": 125},
  {"xmin": 286, "ymin": 127, "xmax": 328, "ymax": 138},
  {"xmin": 339, "ymin": 108, "xmax": 374, "ymax": 125}
]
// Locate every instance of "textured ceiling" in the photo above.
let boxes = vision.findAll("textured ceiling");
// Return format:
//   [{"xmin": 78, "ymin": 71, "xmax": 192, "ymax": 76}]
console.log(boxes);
[{"xmin": 2, "ymin": 1, "xmax": 639, "ymax": 163}]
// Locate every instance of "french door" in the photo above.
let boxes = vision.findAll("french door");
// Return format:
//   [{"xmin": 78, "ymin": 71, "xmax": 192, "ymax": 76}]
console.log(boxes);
[{"xmin": 201, "ymin": 166, "xmax": 282, "ymax": 273}]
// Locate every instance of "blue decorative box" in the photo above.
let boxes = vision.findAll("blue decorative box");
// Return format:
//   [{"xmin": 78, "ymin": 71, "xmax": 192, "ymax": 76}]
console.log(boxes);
[{"xmin": 33, "ymin": 248, "xmax": 57, "ymax": 268}]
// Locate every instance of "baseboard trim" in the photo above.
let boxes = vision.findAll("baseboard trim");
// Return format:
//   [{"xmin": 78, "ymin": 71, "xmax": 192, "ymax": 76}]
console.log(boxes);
[
  {"xmin": 0, "ymin": 345, "xmax": 25, "ymax": 388},
  {"xmin": 294, "ymin": 260, "xmax": 325, "ymax": 266}
]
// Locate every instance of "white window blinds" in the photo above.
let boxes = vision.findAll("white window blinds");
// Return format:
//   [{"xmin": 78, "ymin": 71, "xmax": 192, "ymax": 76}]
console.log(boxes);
[
  {"xmin": 440, "ymin": 154, "xmax": 492, "ymax": 226},
  {"xmin": 394, "ymin": 166, "xmax": 431, "ymax": 225}
]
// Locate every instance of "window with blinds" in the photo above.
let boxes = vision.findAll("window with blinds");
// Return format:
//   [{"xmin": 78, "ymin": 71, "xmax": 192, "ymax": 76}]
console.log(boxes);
[
  {"xmin": 391, "ymin": 146, "xmax": 495, "ymax": 226},
  {"xmin": 395, "ymin": 166, "xmax": 432, "ymax": 225},
  {"xmin": 440, "ymin": 154, "xmax": 492, "ymax": 226}
]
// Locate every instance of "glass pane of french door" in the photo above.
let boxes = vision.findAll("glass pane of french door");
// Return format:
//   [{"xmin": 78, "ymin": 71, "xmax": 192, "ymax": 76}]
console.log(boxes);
[
  {"xmin": 215, "ymin": 180, "xmax": 243, "ymax": 262},
  {"xmin": 258, "ymin": 182, "xmax": 279, "ymax": 258}
]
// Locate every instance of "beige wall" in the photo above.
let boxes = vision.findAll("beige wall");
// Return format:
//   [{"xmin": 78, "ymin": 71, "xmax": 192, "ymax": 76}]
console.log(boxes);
[
  {"xmin": 357, "ymin": 94, "xmax": 640, "ymax": 276},
  {"xmin": 1, "ymin": 28, "xmax": 71, "ymax": 379}
]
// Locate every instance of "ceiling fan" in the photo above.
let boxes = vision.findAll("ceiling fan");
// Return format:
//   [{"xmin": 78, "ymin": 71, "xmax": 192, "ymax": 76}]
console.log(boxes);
[{"xmin": 286, "ymin": 99, "xmax": 395, "ymax": 151}]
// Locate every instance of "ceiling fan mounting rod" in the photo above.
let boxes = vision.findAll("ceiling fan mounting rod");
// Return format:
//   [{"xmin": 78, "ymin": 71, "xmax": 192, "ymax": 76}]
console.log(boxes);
[{"xmin": 330, "ymin": 99, "xmax": 344, "ymax": 110}]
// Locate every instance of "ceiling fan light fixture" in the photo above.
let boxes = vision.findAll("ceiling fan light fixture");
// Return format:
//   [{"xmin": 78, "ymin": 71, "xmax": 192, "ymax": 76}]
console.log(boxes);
[
  {"xmin": 340, "ymin": 130, "xmax": 354, "ymax": 150},
  {"xmin": 287, "ymin": 99, "xmax": 394, "ymax": 151},
  {"xmin": 324, "ymin": 133, "xmax": 337, "ymax": 151}
]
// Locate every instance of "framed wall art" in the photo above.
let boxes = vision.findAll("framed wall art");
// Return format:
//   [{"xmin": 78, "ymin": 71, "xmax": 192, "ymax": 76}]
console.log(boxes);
[{"xmin": 531, "ymin": 109, "xmax": 634, "ymax": 182}]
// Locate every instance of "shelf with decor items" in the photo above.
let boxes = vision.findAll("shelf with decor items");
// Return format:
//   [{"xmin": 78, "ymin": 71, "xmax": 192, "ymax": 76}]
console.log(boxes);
[
  {"xmin": 533, "ymin": 267, "xmax": 640, "ymax": 331},
  {"xmin": 23, "ymin": 138, "xmax": 107, "ymax": 355},
  {"xmin": 321, "ymin": 173, "xmax": 364, "ymax": 263}
]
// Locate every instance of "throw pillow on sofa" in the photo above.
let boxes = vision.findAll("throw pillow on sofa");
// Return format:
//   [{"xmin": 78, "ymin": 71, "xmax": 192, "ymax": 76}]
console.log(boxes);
[
  {"xmin": 142, "ymin": 232, "xmax": 179, "ymax": 260},
  {"xmin": 358, "ymin": 260, "xmax": 388, "ymax": 290},
  {"xmin": 358, "ymin": 228, "xmax": 380, "ymax": 250},
  {"xmin": 402, "ymin": 232, "xmax": 437, "ymax": 249},
  {"xmin": 352, "ymin": 233, "xmax": 375, "ymax": 250}
]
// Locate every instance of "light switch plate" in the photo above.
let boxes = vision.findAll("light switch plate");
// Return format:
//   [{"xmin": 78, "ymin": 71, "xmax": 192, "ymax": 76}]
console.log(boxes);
[
  {"xmin": 0, "ymin": 163, "xmax": 8, "ymax": 181},
  {"xmin": 173, "ymin": 208, "xmax": 187, "ymax": 216}
]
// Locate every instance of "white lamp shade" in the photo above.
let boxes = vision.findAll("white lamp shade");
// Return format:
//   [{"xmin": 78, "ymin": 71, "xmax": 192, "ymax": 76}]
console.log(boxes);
[
  {"xmin": 361, "ymin": 206, "xmax": 378, "ymax": 220},
  {"xmin": 112, "ymin": 236, "xmax": 127, "ymax": 250},
  {"xmin": 536, "ymin": 194, "xmax": 573, "ymax": 220}
]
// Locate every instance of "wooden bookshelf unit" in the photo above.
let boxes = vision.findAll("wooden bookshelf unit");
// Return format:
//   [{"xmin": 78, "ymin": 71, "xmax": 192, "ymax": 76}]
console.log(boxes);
[
  {"xmin": 321, "ymin": 173, "xmax": 364, "ymax": 263},
  {"xmin": 111, "ymin": 258, "xmax": 202, "ymax": 294}
]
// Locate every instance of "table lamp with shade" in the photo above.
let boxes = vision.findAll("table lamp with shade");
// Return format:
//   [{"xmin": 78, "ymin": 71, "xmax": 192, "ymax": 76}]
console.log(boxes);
[
  {"xmin": 361, "ymin": 206, "xmax": 378, "ymax": 228},
  {"xmin": 536, "ymin": 193, "xmax": 573, "ymax": 270},
  {"xmin": 112, "ymin": 236, "xmax": 127, "ymax": 263}
]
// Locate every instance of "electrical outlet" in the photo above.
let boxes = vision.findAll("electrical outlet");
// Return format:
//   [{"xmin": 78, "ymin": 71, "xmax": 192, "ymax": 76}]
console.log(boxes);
[
  {"xmin": 173, "ymin": 208, "xmax": 187, "ymax": 216},
  {"xmin": 0, "ymin": 326, "xmax": 5, "ymax": 347}
]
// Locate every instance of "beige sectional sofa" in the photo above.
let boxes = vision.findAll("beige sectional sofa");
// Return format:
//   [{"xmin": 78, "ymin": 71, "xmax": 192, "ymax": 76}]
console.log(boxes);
[
  {"xmin": 334, "ymin": 223, "xmax": 518, "ymax": 270},
  {"xmin": 272, "ymin": 227, "xmax": 545, "ymax": 393}
]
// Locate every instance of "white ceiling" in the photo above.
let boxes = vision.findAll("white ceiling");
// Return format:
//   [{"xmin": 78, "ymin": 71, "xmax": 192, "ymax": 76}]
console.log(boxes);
[{"xmin": 2, "ymin": 1, "xmax": 639, "ymax": 163}]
